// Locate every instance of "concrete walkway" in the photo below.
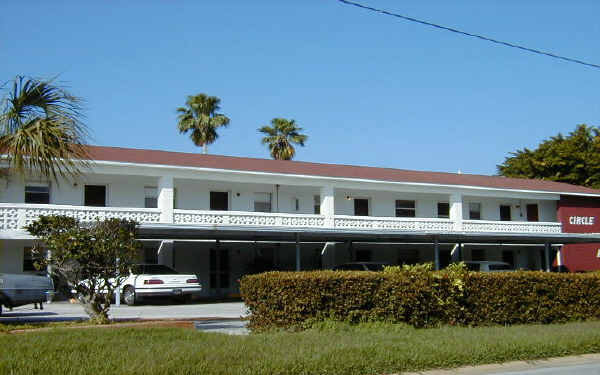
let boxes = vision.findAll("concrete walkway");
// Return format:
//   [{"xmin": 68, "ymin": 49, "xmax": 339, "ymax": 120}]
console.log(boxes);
[
  {"xmin": 402, "ymin": 353, "xmax": 600, "ymax": 375},
  {"xmin": 0, "ymin": 301, "xmax": 247, "ymax": 322}
]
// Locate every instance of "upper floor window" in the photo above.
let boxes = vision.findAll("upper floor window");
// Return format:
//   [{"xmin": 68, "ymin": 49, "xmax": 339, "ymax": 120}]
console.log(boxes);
[
  {"xmin": 292, "ymin": 198, "xmax": 300, "ymax": 212},
  {"xmin": 314, "ymin": 195, "xmax": 320, "ymax": 214},
  {"xmin": 469, "ymin": 202, "xmax": 481, "ymax": 220},
  {"xmin": 144, "ymin": 187, "xmax": 158, "ymax": 208},
  {"xmin": 500, "ymin": 205, "xmax": 511, "ymax": 221},
  {"xmin": 395, "ymin": 200, "xmax": 415, "ymax": 217},
  {"xmin": 254, "ymin": 193, "xmax": 272, "ymax": 213},
  {"xmin": 85, "ymin": 185, "xmax": 107, "ymax": 207},
  {"xmin": 25, "ymin": 184, "xmax": 50, "ymax": 204},
  {"xmin": 210, "ymin": 191, "xmax": 229, "ymax": 211},
  {"xmin": 437, "ymin": 202, "xmax": 449, "ymax": 219}
]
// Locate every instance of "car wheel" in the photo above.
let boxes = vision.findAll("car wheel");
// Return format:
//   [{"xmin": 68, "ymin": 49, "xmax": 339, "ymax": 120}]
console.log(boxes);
[{"xmin": 123, "ymin": 286, "xmax": 136, "ymax": 306}]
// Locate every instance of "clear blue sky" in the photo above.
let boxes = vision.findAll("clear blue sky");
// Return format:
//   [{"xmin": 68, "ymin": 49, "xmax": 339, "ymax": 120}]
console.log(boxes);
[{"xmin": 2, "ymin": 1, "xmax": 599, "ymax": 175}]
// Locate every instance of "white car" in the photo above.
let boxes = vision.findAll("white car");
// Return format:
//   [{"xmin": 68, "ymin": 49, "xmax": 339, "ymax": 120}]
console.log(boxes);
[
  {"xmin": 463, "ymin": 261, "xmax": 514, "ymax": 272},
  {"xmin": 120, "ymin": 264, "xmax": 202, "ymax": 305},
  {"xmin": 75, "ymin": 264, "xmax": 202, "ymax": 306}
]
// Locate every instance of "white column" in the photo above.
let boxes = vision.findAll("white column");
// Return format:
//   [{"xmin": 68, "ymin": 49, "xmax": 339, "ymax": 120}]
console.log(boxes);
[
  {"xmin": 158, "ymin": 176, "xmax": 174, "ymax": 223},
  {"xmin": 450, "ymin": 193, "xmax": 463, "ymax": 231},
  {"xmin": 320, "ymin": 185, "xmax": 335, "ymax": 228}
]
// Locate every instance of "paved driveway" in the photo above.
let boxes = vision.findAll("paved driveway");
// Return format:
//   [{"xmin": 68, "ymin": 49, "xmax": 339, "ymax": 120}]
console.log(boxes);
[{"xmin": 0, "ymin": 301, "xmax": 247, "ymax": 323}]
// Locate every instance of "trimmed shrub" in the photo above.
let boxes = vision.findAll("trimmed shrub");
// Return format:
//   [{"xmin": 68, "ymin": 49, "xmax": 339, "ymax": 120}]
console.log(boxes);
[{"xmin": 240, "ymin": 268, "xmax": 600, "ymax": 331}]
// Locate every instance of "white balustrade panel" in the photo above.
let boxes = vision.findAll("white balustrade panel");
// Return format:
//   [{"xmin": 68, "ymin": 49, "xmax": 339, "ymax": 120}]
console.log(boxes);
[
  {"xmin": 174, "ymin": 210, "xmax": 326, "ymax": 228},
  {"xmin": 334, "ymin": 215, "xmax": 454, "ymax": 232},
  {"xmin": 0, "ymin": 204, "xmax": 161, "ymax": 231},
  {"xmin": 463, "ymin": 220, "xmax": 562, "ymax": 234}
]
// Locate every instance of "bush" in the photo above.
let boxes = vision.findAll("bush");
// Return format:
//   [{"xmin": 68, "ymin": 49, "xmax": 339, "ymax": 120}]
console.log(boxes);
[{"xmin": 240, "ymin": 267, "xmax": 600, "ymax": 331}]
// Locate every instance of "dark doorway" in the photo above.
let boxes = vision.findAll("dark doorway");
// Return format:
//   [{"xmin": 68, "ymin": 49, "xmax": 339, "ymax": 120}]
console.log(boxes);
[
  {"xmin": 500, "ymin": 205, "xmax": 511, "ymax": 221},
  {"xmin": 210, "ymin": 191, "xmax": 229, "ymax": 211},
  {"xmin": 354, "ymin": 198, "xmax": 369, "ymax": 216},
  {"xmin": 84, "ymin": 185, "xmax": 106, "ymax": 207},
  {"xmin": 210, "ymin": 248, "xmax": 230, "ymax": 291},
  {"xmin": 526, "ymin": 204, "xmax": 539, "ymax": 222}
]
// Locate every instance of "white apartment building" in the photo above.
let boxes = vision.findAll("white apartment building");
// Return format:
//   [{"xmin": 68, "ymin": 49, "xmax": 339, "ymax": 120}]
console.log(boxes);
[{"xmin": 2, "ymin": 145, "xmax": 600, "ymax": 297}]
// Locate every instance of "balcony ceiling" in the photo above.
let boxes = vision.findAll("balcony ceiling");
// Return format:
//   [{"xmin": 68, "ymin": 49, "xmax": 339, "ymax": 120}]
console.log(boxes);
[{"xmin": 137, "ymin": 224, "xmax": 600, "ymax": 245}]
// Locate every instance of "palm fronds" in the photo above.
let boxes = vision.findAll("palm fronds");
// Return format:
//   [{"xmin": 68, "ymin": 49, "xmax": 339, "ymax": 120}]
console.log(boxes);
[{"xmin": 259, "ymin": 118, "xmax": 307, "ymax": 160}]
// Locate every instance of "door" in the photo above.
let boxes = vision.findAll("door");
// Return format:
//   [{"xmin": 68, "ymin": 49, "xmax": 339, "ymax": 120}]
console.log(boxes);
[
  {"xmin": 209, "ymin": 248, "xmax": 230, "ymax": 294},
  {"xmin": 354, "ymin": 198, "xmax": 369, "ymax": 216},
  {"xmin": 526, "ymin": 204, "xmax": 539, "ymax": 222},
  {"xmin": 210, "ymin": 191, "xmax": 228, "ymax": 211}
]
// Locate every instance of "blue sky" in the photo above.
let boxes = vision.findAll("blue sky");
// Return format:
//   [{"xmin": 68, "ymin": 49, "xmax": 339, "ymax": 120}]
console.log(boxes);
[{"xmin": 2, "ymin": 1, "xmax": 599, "ymax": 175}]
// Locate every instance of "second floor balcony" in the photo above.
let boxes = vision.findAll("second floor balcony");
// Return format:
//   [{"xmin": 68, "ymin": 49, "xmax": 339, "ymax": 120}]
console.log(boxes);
[{"xmin": 0, "ymin": 203, "xmax": 563, "ymax": 236}]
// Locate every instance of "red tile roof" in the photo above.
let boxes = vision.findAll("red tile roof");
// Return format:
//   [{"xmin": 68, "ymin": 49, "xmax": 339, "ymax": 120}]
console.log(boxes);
[{"xmin": 84, "ymin": 145, "xmax": 600, "ymax": 196}]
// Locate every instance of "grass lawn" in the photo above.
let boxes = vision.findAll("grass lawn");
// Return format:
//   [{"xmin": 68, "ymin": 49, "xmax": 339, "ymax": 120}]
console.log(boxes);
[{"xmin": 2, "ymin": 321, "xmax": 600, "ymax": 375}]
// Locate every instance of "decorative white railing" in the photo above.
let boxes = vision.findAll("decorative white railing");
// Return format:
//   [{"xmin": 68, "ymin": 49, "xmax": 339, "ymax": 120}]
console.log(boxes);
[
  {"xmin": 0, "ymin": 204, "xmax": 564, "ymax": 235},
  {"xmin": 462, "ymin": 220, "xmax": 562, "ymax": 234},
  {"xmin": 334, "ymin": 215, "xmax": 454, "ymax": 232},
  {"xmin": 174, "ymin": 209, "xmax": 326, "ymax": 228},
  {"xmin": 0, "ymin": 203, "xmax": 161, "ymax": 231}
]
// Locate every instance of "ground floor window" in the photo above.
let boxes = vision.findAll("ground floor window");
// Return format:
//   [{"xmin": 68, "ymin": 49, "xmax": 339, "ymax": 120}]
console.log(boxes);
[
  {"xmin": 355, "ymin": 249, "xmax": 372, "ymax": 262},
  {"xmin": 23, "ymin": 247, "xmax": 36, "ymax": 272},
  {"xmin": 502, "ymin": 250, "xmax": 515, "ymax": 268}
]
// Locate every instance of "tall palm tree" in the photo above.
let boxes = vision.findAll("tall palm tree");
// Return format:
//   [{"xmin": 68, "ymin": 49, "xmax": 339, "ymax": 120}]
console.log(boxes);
[
  {"xmin": 176, "ymin": 94, "xmax": 230, "ymax": 154},
  {"xmin": 0, "ymin": 76, "xmax": 90, "ymax": 182},
  {"xmin": 259, "ymin": 118, "xmax": 307, "ymax": 160}
]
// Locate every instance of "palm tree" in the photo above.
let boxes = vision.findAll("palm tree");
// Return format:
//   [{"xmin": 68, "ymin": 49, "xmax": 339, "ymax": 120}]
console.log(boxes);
[
  {"xmin": 259, "ymin": 118, "xmax": 307, "ymax": 160},
  {"xmin": 0, "ymin": 76, "xmax": 90, "ymax": 182},
  {"xmin": 176, "ymin": 94, "xmax": 230, "ymax": 154}
]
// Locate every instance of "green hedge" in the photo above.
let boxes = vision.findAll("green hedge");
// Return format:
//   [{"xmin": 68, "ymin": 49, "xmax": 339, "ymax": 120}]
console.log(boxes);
[{"xmin": 240, "ymin": 269, "xmax": 600, "ymax": 331}]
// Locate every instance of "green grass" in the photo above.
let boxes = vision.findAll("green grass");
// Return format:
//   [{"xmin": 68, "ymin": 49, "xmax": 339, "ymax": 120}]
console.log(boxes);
[{"xmin": 2, "ymin": 321, "xmax": 600, "ymax": 375}]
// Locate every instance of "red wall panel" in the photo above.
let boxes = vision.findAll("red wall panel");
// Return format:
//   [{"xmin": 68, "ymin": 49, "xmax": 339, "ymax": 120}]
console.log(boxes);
[{"xmin": 558, "ymin": 195, "xmax": 600, "ymax": 271}]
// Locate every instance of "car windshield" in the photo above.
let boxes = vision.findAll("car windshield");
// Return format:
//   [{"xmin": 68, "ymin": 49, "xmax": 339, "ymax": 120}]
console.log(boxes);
[{"xmin": 132, "ymin": 265, "xmax": 178, "ymax": 275}]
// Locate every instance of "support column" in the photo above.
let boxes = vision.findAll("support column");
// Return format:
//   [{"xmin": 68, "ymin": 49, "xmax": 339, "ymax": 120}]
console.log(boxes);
[
  {"xmin": 157, "ymin": 240, "xmax": 174, "ymax": 268},
  {"xmin": 158, "ymin": 176, "xmax": 174, "ymax": 223},
  {"xmin": 320, "ymin": 185, "xmax": 335, "ymax": 228},
  {"xmin": 450, "ymin": 193, "xmax": 463, "ymax": 231},
  {"xmin": 115, "ymin": 257, "xmax": 120, "ymax": 307},
  {"xmin": 295, "ymin": 233, "xmax": 301, "ymax": 272},
  {"xmin": 544, "ymin": 242, "xmax": 551, "ymax": 272},
  {"xmin": 434, "ymin": 238, "xmax": 440, "ymax": 271}
]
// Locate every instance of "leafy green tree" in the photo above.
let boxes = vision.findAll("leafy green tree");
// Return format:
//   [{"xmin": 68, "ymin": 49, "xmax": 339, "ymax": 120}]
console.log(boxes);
[
  {"xmin": 497, "ymin": 124, "xmax": 600, "ymax": 188},
  {"xmin": 26, "ymin": 216, "xmax": 141, "ymax": 324},
  {"xmin": 0, "ymin": 76, "xmax": 89, "ymax": 181},
  {"xmin": 259, "ymin": 118, "xmax": 307, "ymax": 160},
  {"xmin": 177, "ymin": 93, "xmax": 230, "ymax": 154}
]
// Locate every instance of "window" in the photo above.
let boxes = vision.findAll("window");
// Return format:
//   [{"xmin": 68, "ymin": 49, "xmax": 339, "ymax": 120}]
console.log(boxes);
[
  {"xmin": 144, "ymin": 187, "xmax": 158, "ymax": 208},
  {"xmin": 469, "ymin": 202, "xmax": 481, "ymax": 220},
  {"xmin": 210, "ymin": 191, "xmax": 229, "ymax": 211},
  {"xmin": 354, "ymin": 198, "xmax": 369, "ymax": 216},
  {"xmin": 314, "ymin": 195, "xmax": 320, "ymax": 214},
  {"xmin": 23, "ymin": 247, "xmax": 37, "ymax": 272},
  {"xmin": 395, "ymin": 200, "xmax": 416, "ymax": 218},
  {"xmin": 84, "ymin": 185, "xmax": 106, "ymax": 207},
  {"xmin": 144, "ymin": 246, "xmax": 158, "ymax": 264},
  {"xmin": 437, "ymin": 202, "xmax": 449, "ymax": 219},
  {"xmin": 292, "ymin": 198, "xmax": 300, "ymax": 212},
  {"xmin": 254, "ymin": 193, "xmax": 271, "ymax": 213},
  {"xmin": 25, "ymin": 184, "xmax": 50, "ymax": 204},
  {"xmin": 500, "ymin": 205, "xmax": 511, "ymax": 221}
]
